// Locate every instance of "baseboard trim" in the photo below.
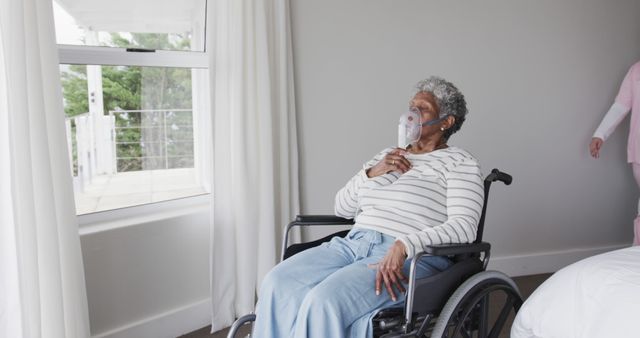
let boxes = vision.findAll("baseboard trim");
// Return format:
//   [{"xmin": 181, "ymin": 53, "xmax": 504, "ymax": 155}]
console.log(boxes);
[
  {"xmin": 488, "ymin": 244, "xmax": 629, "ymax": 277},
  {"xmin": 91, "ymin": 298, "xmax": 211, "ymax": 338}
]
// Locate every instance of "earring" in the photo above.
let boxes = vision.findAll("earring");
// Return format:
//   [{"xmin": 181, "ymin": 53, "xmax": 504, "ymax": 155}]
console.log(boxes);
[{"xmin": 440, "ymin": 127, "xmax": 445, "ymax": 131}]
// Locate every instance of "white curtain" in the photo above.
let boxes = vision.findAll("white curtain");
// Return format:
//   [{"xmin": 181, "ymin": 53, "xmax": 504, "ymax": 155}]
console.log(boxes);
[
  {"xmin": 207, "ymin": 0, "xmax": 300, "ymax": 331},
  {"xmin": 0, "ymin": 0, "xmax": 90, "ymax": 337}
]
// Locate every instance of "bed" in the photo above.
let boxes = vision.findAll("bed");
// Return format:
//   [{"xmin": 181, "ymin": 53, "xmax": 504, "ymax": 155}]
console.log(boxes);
[{"xmin": 511, "ymin": 246, "xmax": 640, "ymax": 338}]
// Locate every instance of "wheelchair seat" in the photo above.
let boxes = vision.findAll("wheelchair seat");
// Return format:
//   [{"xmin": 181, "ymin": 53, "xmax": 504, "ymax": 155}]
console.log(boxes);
[{"xmin": 227, "ymin": 169, "xmax": 522, "ymax": 338}]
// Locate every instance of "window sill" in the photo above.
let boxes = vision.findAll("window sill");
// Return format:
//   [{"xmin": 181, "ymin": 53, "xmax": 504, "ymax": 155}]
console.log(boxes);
[{"xmin": 78, "ymin": 193, "xmax": 211, "ymax": 236}]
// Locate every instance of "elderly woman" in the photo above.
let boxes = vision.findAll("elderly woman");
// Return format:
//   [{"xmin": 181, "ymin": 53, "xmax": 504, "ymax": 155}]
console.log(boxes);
[{"xmin": 252, "ymin": 76, "xmax": 483, "ymax": 338}]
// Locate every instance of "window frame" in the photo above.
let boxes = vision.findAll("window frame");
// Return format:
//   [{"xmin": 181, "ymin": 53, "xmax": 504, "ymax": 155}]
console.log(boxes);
[
  {"xmin": 56, "ymin": 6, "xmax": 212, "ymax": 223},
  {"xmin": 58, "ymin": 45, "xmax": 209, "ymax": 69},
  {"xmin": 77, "ymin": 193, "xmax": 210, "ymax": 233}
]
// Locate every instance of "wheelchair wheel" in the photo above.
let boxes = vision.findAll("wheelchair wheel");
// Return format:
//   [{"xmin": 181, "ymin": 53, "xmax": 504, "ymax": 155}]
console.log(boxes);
[
  {"xmin": 430, "ymin": 271, "xmax": 522, "ymax": 338},
  {"xmin": 226, "ymin": 314, "xmax": 255, "ymax": 338}
]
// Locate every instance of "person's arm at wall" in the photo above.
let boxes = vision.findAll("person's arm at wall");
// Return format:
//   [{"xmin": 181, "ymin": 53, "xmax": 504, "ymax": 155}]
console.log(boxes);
[
  {"xmin": 593, "ymin": 103, "xmax": 630, "ymax": 141},
  {"xmin": 590, "ymin": 64, "xmax": 635, "ymax": 158},
  {"xmin": 396, "ymin": 161, "xmax": 484, "ymax": 258}
]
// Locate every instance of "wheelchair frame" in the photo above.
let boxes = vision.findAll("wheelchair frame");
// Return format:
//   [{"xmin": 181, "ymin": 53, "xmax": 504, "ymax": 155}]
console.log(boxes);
[{"xmin": 227, "ymin": 169, "xmax": 522, "ymax": 338}]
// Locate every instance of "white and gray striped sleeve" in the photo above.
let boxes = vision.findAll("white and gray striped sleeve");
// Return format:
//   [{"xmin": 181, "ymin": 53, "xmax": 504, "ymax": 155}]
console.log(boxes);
[
  {"xmin": 397, "ymin": 160, "xmax": 484, "ymax": 257},
  {"xmin": 334, "ymin": 148, "xmax": 391, "ymax": 219}
]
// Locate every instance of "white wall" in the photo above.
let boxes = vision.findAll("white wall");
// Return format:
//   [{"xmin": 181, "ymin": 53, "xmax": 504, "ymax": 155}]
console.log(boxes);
[
  {"xmin": 291, "ymin": 0, "xmax": 640, "ymax": 275},
  {"xmin": 79, "ymin": 199, "xmax": 211, "ymax": 337}
]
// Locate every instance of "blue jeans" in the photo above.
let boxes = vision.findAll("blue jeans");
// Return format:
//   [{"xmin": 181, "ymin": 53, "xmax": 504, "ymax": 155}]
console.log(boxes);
[{"xmin": 252, "ymin": 228, "xmax": 452, "ymax": 338}]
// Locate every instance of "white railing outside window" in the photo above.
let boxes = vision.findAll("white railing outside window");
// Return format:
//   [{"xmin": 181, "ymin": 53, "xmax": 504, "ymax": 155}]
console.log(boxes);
[
  {"xmin": 65, "ymin": 112, "xmax": 115, "ymax": 191},
  {"xmin": 65, "ymin": 108, "xmax": 204, "ymax": 214},
  {"xmin": 110, "ymin": 109, "xmax": 194, "ymax": 172}
]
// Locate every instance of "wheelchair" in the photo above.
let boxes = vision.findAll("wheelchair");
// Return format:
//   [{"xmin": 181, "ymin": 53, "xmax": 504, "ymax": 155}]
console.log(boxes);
[{"xmin": 227, "ymin": 169, "xmax": 523, "ymax": 338}]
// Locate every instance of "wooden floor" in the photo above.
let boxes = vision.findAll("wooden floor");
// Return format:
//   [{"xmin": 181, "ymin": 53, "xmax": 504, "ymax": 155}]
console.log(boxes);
[{"xmin": 180, "ymin": 273, "xmax": 552, "ymax": 338}]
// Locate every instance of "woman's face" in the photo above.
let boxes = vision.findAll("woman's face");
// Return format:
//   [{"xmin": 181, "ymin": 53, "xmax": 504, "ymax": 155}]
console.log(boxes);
[{"xmin": 409, "ymin": 91, "xmax": 441, "ymax": 138}]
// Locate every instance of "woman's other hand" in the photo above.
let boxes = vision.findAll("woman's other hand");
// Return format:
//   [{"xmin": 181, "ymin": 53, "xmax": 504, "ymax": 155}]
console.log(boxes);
[
  {"xmin": 366, "ymin": 148, "xmax": 411, "ymax": 177},
  {"xmin": 590, "ymin": 137, "xmax": 603, "ymax": 158},
  {"xmin": 372, "ymin": 241, "xmax": 408, "ymax": 302}
]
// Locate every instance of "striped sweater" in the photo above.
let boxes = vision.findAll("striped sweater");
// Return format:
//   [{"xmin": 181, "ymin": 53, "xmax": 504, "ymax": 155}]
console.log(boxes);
[{"xmin": 334, "ymin": 147, "xmax": 484, "ymax": 258}]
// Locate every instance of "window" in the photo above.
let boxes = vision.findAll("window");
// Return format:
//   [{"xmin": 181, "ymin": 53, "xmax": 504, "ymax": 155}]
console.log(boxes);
[{"xmin": 54, "ymin": 0, "xmax": 210, "ymax": 215}]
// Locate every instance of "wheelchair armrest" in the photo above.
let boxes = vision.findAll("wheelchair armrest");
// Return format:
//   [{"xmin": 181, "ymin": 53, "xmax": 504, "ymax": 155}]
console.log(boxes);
[
  {"xmin": 292, "ymin": 215, "xmax": 355, "ymax": 225},
  {"xmin": 423, "ymin": 241, "xmax": 491, "ymax": 257},
  {"xmin": 281, "ymin": 215, "xmax": 354, "ymax": 262}
]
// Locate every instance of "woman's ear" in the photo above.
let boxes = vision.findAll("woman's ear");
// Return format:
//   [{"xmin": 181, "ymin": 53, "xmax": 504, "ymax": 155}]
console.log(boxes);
[{"xmin": 444, "ymin": 115, "xmax": 456, "ymax": 130}]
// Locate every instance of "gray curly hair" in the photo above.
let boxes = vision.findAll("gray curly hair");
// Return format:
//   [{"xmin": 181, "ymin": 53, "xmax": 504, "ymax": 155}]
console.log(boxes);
[{"xmin": 414, "ymin": 76, "xmax": 468, "ymax": 141}]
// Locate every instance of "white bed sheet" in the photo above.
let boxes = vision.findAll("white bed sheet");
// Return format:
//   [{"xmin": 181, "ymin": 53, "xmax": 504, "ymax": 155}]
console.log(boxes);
[{"xmin": 511, "ymin": 246, "xmax": 640, "ymax": 338}]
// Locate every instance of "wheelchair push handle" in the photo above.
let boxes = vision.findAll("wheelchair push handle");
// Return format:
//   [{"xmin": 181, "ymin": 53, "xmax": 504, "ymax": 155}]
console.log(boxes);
[{"xmin": 485, "ymin": 168, "xmax": 512, "ymax": 185}]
